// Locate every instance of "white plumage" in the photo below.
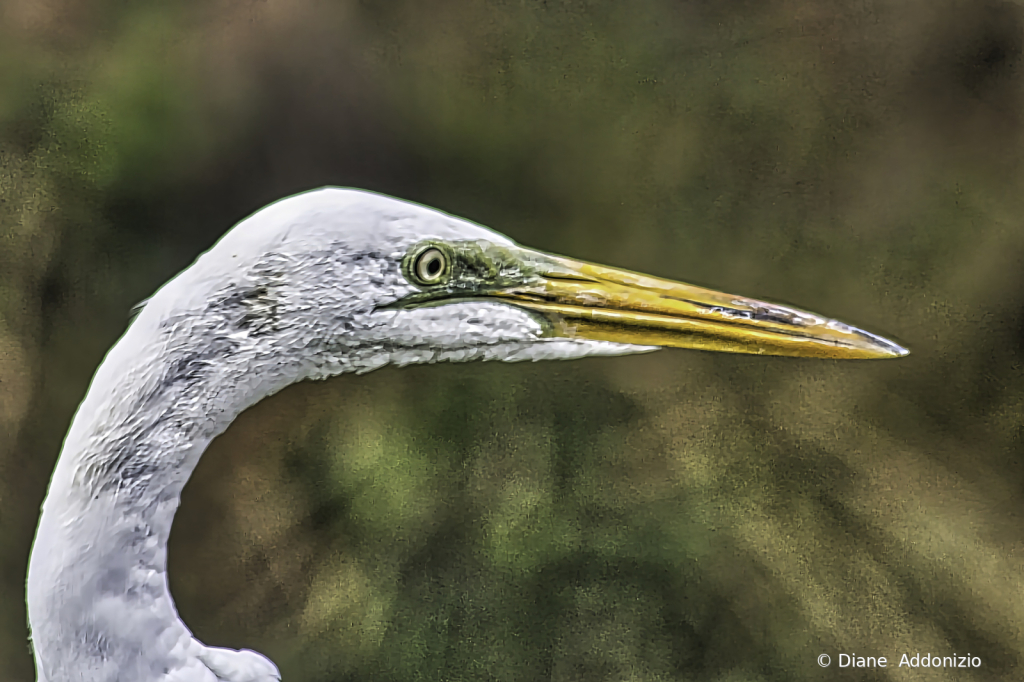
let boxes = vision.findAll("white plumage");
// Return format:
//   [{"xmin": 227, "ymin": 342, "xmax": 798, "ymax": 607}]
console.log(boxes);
[
  {"xmin": 27, "ymin": 187, "xmax": 906, "ymax": 681},
  {"xmin": 26, "ymin": 188, "xmax": 652, "ymax": 681}
]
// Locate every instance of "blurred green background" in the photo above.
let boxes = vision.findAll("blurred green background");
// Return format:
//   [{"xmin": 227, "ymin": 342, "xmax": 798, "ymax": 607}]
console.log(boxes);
[{"xmin": 2, "ymin": 1, "xmax": 1022, "ymax": 680}]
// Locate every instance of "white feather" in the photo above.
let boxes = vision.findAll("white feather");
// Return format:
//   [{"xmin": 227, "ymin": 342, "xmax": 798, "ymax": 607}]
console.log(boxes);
[{"xmin": 27, "ymin": 188, "xmax": 650, "ymax": 681}]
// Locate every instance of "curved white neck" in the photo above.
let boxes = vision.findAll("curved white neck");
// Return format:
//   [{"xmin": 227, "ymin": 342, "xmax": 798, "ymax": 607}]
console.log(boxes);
[{"xmin": 27, "ymin": 311, "xmax": 291, "ymax": 682}]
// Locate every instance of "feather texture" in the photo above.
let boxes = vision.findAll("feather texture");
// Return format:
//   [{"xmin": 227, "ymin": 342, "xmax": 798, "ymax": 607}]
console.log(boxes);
[{"xmin": 27, "ymin": 188, "xmax": 647, "ymax": 681}]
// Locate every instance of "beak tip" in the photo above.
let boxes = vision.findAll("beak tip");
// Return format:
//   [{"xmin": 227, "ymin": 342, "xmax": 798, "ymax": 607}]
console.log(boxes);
[
  {"xmin": 852, "ymin": 327, "xmax": 909, "ymax": 359},
  {"xmin": 880, "ymin": 344, "xmax": 910, "ymax": 359}
]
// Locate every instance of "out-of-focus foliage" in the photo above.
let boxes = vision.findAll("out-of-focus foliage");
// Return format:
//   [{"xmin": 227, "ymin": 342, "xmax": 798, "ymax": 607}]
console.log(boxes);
[{"xmin": 2, "ymin": 0, "xmax": 1023, "ymax": 680}]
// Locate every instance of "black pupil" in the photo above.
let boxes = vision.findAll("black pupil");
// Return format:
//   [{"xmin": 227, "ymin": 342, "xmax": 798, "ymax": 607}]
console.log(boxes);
[{"xmin": 425, "ymin": 256, "xmax": 441, "ymax": 276}]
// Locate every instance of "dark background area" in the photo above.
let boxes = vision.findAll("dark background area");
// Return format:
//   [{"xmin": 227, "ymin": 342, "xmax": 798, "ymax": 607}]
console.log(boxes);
[{"xmin": 2, "ymin": 1, "xmax": 1023, "ymax": 680}]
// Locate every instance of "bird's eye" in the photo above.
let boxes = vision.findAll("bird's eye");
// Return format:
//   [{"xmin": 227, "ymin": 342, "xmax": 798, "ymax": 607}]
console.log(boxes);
[{"xmin": 413, "ymin": 247, "xmax": 449, "ymax": 285}]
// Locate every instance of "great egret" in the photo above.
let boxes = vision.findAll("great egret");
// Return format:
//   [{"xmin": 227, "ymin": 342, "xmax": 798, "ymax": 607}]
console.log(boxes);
[{"xmin": 26, "ymin": 188, "xmax": 907, "ymax": 681}]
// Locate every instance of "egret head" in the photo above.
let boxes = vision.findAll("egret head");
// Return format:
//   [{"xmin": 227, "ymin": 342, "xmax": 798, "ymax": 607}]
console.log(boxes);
[
  {"xmin": 29, "ymin": 186, "xmax": 909, "ymax": 682},
  {"xmin": 29, "ymin": 186, "xmax": 910, "ymax": 682},
  {"xmin": 137, "ymin": 187, "xmax": 906, "ymax": 384}
]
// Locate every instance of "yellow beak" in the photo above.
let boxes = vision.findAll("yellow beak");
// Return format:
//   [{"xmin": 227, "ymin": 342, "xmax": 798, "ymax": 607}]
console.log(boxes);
[{"xmin": 495, "ymin": 253, "xmax": 908, "ymax": 360}]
